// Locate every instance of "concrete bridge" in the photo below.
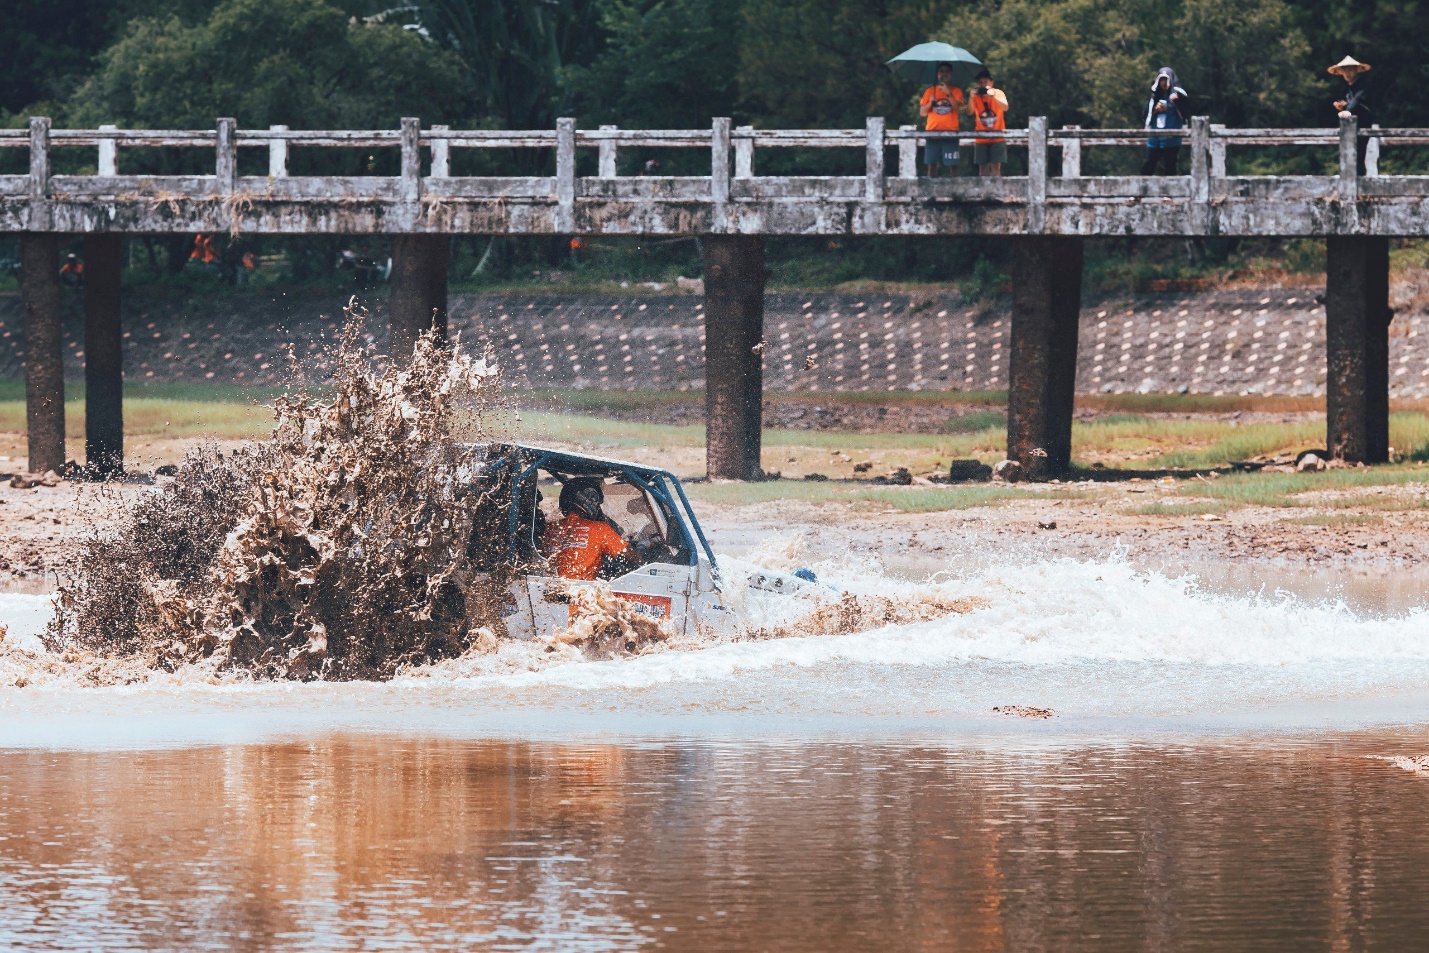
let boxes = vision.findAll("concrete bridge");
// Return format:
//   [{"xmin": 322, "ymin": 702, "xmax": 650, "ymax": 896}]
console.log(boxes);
[{"xmin": 7, "ymin": 116, "xmax": 1427, "ymax": 479}]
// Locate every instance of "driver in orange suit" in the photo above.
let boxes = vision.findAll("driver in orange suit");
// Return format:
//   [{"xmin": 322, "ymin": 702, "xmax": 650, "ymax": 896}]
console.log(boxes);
[{"xmin": 542, "ymin": 479, "xmax": 638, "ymax": 580}]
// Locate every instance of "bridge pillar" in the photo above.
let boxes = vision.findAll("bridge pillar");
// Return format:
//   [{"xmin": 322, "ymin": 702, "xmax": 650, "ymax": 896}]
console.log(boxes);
[
  {"xmin": 388, "ymin": 234, "xmax": 449, "ymax": 361},
  {"xmin": 1007, "ymin": 236, "xmax": 1084, "ymax": 480},
  {"xmin": 702, "ymin": 235, "xmax": 767, "ymax": 480},
  {"xmin": 1325, "ymin": 236, "xmax": 1390, "ymax": 463},
  {"xmin": 21, "ymin": 234, "xmax": 65, "ymax": 475},
  {"xmin": 83, "ymin": 234, "xmax": 124, "ymax": 475}
]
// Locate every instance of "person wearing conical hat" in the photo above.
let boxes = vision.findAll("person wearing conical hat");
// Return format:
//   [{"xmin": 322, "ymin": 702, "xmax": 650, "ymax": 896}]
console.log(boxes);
[{"xmin": 1328, "ymin": 56, "xmax": 1373, "ymax": 175}]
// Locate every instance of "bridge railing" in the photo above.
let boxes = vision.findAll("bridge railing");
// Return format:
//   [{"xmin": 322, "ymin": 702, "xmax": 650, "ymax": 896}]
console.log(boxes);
[{"xmin": 5, "ymin": 116, "xmax": 1428, "ymax": 188}]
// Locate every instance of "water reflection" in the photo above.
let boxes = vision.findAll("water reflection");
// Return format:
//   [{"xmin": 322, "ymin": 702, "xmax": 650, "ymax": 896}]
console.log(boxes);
[{"xmin": 2, "ymin": 736, "xmax": 1428, "ymax": 951}]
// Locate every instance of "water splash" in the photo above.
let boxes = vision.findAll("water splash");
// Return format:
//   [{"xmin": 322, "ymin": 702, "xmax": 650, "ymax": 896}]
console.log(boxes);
[{"xmin": 40, "ymin": 302, "xmax": 508, "ymax": 681}]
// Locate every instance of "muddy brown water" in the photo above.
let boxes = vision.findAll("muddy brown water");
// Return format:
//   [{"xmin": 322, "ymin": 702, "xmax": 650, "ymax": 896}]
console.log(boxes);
[{"xmin": 2, "ymin": 735, "xmax": 1428, "ymax": 951}]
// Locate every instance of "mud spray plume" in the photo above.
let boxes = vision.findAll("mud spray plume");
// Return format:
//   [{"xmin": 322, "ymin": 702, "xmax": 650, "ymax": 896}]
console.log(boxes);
[{"xmin": 43, "ymin": 301, "xmax": 506, "ymax": 681}]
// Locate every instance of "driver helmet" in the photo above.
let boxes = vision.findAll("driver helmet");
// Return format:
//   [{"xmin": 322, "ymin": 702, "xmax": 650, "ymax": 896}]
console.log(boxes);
[{"xmin": 558, "ymin": 478, "xmax": 606, "ymax": 521}]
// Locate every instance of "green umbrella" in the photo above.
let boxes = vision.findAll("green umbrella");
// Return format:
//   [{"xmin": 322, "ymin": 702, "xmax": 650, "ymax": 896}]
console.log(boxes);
[{"xmin": 885, "ymin": 42, "xmax": 984, "ymax": 88}]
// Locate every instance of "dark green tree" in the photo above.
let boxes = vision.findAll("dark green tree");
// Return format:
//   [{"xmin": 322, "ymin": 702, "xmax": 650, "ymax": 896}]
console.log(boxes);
[
  {"xmin": 0, "ymin": 0, "xmax": 116, "ymax": 115},
  {"xmin": 406, "ymin": 0, "xmax": 603, "ymax": 129},
  {"xmin": 736, "ymin": 0, "xmax": 953, "ymax": 128},
  {"xmin": 1292, "ymin": 0, "xmax": 1429, "ymax": 128},
  {"xmin": 944, "ymin": 0, "xmax": 1309, "ymax": 131},
  {"xmin": 562, "ymin": 0, "xmax": 742, "ymax": 128},
  {"xmin": 70, "ymin": 0, "xmax": 470, "ymax": 129}
]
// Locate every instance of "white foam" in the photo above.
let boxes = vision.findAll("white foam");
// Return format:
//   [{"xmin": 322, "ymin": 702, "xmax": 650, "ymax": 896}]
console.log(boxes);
[
  {"xmin": 0, "ymin": 593, "xmax": 53, "ymax": 652},
  {"xmin": 470, "ymin": 556, "xmax": 1429, "ymax": 691}
]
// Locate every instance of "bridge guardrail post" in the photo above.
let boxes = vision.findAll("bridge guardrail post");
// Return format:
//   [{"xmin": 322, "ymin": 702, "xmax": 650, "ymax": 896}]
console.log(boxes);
[
  {"xmin": 399, "ymin": 117, "xmax": 421, "ymax": 221},
  {"xmin": 268, "ymin": 124, "xmax": 288, "ymax": 178},
  {"xmin": 734, "ymin": 126, "xmax": 754, "ymax": 179},
  {"xmin": 897, "ymin": 125, "xmax": 917, "ymax": 179},
  {"xmin": 598, "ymin": 125, "xmax": 617, "ymax": 178},
  {"xmin": 28, "ymin": 116, "xmax": 51, "ymax": 231},
  {"xmin": 864, "ymin": 117, "xmax": 885, "ymax": 204},
  {"xmin": 1365, "ymin": 123, "xmax": 1380, "ymax": 177},
  {"xmin": 430, "ymin": 125, "xmax": 449, "ymax": 178},
  {"xmin": 1190, "ymin": 117, "xmax": 1210, "ymax": 233},
  {"xmin": 1059, "ymin": 125, "xmax": 1080, "ymax": 178},
  {"xmin": 555, "ymin": 117, "xmax": 575, "ymax": 233},
  {"xmin": 1338, "ymin": 115, "xmax": 1358, "ymax": 208},
  {"xmin": 1027, "ymin": 116, "xmax": 1047, "ymax": 234},
  {"xmin": 98, "ymin": 123, "xmax": 118, "ymax": 177},
  {"xmin": 711, "ymin": 117, "xmax": 731, "ymax": 233},
  {"xmin": 216, "ymin": 117, "xmax": 236, "ymax": 193},
  {"xmin": 1209, "ymin": 124, "xmax": 1226, "ymax": 177}
]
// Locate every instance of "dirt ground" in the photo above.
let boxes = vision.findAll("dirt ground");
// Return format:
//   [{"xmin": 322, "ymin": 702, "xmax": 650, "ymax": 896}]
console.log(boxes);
[{"xmin": 1, "ymin": 435, "xmax": 1421, "ymax": 596}]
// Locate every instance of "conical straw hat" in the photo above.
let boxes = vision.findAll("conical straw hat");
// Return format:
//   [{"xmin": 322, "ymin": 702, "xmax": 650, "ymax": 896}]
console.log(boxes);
[{"xmin": 1328, "ymin": 55, "xmax": 1370, "ymax": 76}]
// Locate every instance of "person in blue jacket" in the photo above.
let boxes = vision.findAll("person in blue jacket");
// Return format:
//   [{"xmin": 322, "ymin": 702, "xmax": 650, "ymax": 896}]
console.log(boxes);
[{"xmin": 1142, "ymin": 67, "xmax": 1189, "ymax": 175}]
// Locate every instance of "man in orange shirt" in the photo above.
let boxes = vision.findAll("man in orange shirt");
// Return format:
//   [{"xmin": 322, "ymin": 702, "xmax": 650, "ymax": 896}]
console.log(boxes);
[
  {"xmin": 918, "ymin": 63, "xmax": 964, "ymax": 177},
  {"xmin": 969, "ymin": 68, "xmax": 1009, "ymax": 176},
  {"xmin": 542, "ymin": 479, "xmax": 639, "ymax": 580}
]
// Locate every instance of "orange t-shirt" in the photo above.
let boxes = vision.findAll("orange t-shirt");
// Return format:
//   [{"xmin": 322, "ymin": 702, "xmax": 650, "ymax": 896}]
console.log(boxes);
[
  {"xmin": 543, "ymin": 512, "xmax": 630, "ymax": 580},
  {"xmin": 921, "ymin": 85, "xmax": 964, "ymax": 132},
  {"xmin": 970, "ymin": 89, "xmax": 1008, "ymax": 144}
]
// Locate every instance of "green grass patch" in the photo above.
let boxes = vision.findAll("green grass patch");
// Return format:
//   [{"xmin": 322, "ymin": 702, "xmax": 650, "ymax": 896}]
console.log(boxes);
[
  {"xmin": 1133, "ymin": 499, "xmax": 1235, "ymax": 517},
  {"xmin": 0, "ymin": 380, "xmax": 280, "ymax": 439},
  {"xmin": 509, "ymin": 411, "xmax": 704, "ymax": 449},
  {"xmin": 940, "ymin": 410, "xmax": 1006, "ymax": 434},
  {"xmin": 511, "ymin": 410, "xmax": 1006, "ymax": 458},
  {"xmin": 1176, "ymin": 465, "xmax": 1429, "ymax": 509},
  {"xmin": 688, "ymin": 479, "xmax": 1084, "ymax": 512},
  {"xmin": 1284, "ymin": 512, "xmax": 1386, "ymax": 526},
  {"xmin": 524, "ymin": 388, "xmax": 1011, "ymax": 412}
]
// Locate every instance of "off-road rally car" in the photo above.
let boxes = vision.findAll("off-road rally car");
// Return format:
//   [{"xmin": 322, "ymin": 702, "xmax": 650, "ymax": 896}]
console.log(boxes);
[{"xmin": 464, "ymin": 445, "xmax": 803, "ymax": 642}]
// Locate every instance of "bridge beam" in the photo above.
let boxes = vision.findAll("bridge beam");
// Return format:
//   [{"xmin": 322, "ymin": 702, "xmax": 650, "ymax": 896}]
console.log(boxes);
[
  {"xmin": 1007, "ymin": 236, "xmax": 1084, "ymax": 480},
  {"xmin": 83, "ymin": 234, "xmax": 124, "ymax": 475},
  {"xmin": 388, "ymin": 234, "xmax": 449, "ymax": 361},
  {"xmin": 21, "ymin": 234, "xmax": 65, "ymax": 475},
  {"xmin": 1326, "ymin": 236, "xmax": 1391, "ymax": 463},
  {"xmin": 702, "ymin": 235, "xmax": 767, "ymax": 481}
]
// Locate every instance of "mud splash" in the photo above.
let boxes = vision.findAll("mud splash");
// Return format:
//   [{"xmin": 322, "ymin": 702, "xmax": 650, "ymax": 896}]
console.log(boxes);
[
  {"xmin": 41, "ymin": 302, "xmax": 507, "ymax": 681},
  {"xmin": 547, "ymin": 584, "xmax": 673, "ymax": 659}
]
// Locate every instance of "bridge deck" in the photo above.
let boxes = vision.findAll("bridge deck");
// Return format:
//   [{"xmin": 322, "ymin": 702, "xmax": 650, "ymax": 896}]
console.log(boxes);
[{"xmin": 4, "ymin": 116, "xmax": 1428, "ymax": 237}]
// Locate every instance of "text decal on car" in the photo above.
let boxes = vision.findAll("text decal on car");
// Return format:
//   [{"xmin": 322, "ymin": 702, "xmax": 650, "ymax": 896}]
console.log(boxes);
[{"xmin": 613, "ymin": 592, "xmax": 673, "ymax": 619}]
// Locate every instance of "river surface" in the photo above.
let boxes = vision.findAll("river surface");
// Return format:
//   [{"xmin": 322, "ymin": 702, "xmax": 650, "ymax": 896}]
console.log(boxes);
[{"xmin": 2, "ymin": 555, "xmax": 1429, "ymax": 950}]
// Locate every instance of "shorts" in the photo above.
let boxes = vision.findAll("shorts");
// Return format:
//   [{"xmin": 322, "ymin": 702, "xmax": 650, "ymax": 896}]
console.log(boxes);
[
  {"xmin": 923, "ymin": 138, "xmax": 960, "ymax": 166},
  {"xmin": 974, "ymin": 141, "xmax": 1008, "ymax": 164}
]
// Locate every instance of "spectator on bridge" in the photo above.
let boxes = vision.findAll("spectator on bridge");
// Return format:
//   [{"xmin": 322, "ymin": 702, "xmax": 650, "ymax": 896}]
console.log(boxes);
[
  {"xmin": 969, "ymin": 69, "xmax": 1008, "ymax": 176},
  {"xmin": 1328, "ymin": 56, "xmax": 1373, "ymax": 175},
  {"xmin": 918, "ymin": 62, "xmax": 965, "ymax": 177},
  {"xmin": 1141, "ymin": 67, "xmax": 1189, "ymax": 176}
]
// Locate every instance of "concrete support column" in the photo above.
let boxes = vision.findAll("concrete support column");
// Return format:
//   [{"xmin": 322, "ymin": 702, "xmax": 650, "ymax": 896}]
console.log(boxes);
[
  {"xmin": 1007, "ymin": 236, "xmax": 1084, "ymax": 480},
  {"xmin": 21, "ymin": 234, "xmax": 65, "ymax": 475},
  {"xmin": 388, "ymin": 234, "xmax": 450, "ymax": 361},
  {"xmin": 83, "ymin": 234, "xmax": 124, "ymax": 475},
  {"xmin": 1326, "ymin": 236, "xmax": 1391, "ymax": 463},
  {"xmin": 702, "ymin": 235, "xmax": 767, "ymax": 481}
]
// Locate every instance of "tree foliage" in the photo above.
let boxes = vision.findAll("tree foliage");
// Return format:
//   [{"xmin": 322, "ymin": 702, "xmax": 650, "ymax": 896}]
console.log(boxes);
[
  {"xmin": 7, "ymin": 0, "xmax": 1429, "ymax": 135},
  {"xmin": 944, "ymin": 0, "xmax": 1310, "ymax": 130},
  {"xmin": 0, "ymin": 0, "xmax": 116, "ymax": 115},
  {"xmin": 405, "ymin": 0, "xmax": 603, "ymax": 129},
  {"xmin": 737, "ymin": 0, "xmax": 949, "ymax": 128},
  {"xmin": 563, "ymin": 0, "xmax": 742, "ymax": 127},
  {"xmin": 69, "ymin": 0, "xmax": 470, "ymax": 129}
]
